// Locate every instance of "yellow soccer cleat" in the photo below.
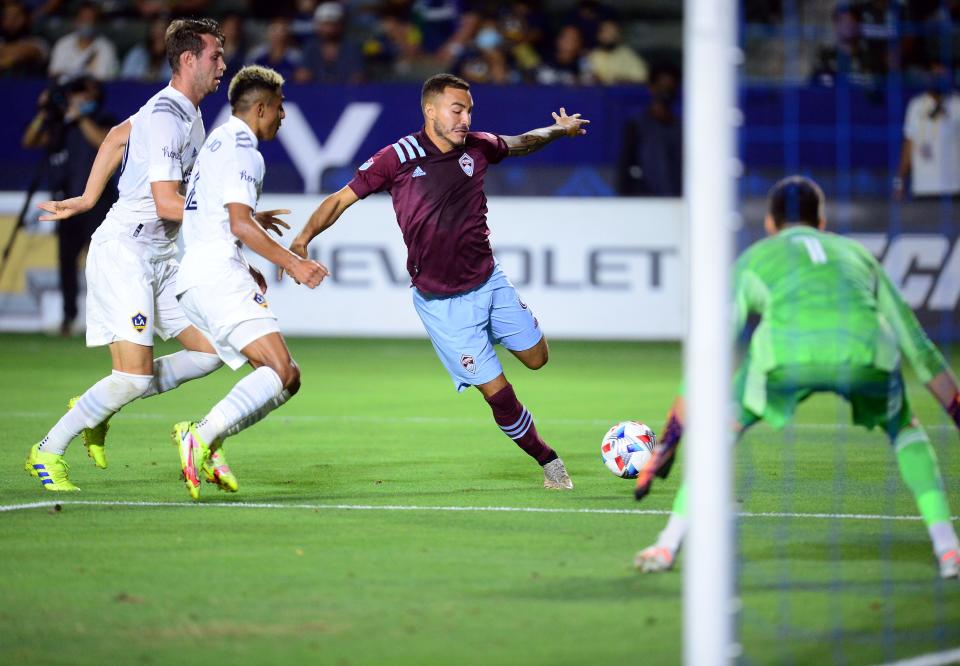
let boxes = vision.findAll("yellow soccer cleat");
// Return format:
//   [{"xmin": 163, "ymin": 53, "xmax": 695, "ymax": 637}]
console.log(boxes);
[
  {"xmin": 25, "ymin": 443, "xmax": 80, "ymax": 491},
  {"xmin": 172, "ymin": 421, "xmax": 209, "ymax": 501},
  {"xmin": 68, "ymin": 396, "xmax": 109, "ymax": 469},
  {"xmin": 24, "ymin": 443, "xmax": 39, "ymax": 477},
  {"xmin": 202, "ymin": 445, "xmax": 239, "ymax": 493}
]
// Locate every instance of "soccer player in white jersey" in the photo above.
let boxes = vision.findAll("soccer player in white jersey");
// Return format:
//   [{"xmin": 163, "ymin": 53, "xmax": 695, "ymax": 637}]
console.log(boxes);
[
  {"xmin": 172, "ymin": 65, "xmax": 328, "ymax": 500},
  {"xmin": 24, "ymin": 19, "xmax": 235, "ymax": 492}
]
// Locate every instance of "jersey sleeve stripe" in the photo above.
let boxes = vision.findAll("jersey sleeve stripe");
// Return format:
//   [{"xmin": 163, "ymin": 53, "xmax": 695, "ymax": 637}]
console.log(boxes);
[
  {"xmin": 405, "ymin": 135, "xmax": 426, "ymax": 157},
  {"xmin": 157, "ymin": 97, "xmax": 192, "ymax": 120},
  {"xmin": 153, "ymin": 102, "xmax": 190, "ymax": 123},
  {"xmin": 397, "ymin": 138, "xmax": 417, "ymax": 160},
  {"xmin": 154, "ymin": 99, "xmax": 189, "ymax": 118},
  {"xmin": 151, "ymin": 107, "xmax": 188, "ymax": 122},
  {"xmin": 391, "ymin": 143, "xmax": 407, "ymax": 164}
]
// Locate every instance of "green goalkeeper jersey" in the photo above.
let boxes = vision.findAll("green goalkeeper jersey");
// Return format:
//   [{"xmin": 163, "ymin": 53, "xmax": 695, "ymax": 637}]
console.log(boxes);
[{"xmin": 735, "ymin": 225, "xmax": 946, "ymax": 383}]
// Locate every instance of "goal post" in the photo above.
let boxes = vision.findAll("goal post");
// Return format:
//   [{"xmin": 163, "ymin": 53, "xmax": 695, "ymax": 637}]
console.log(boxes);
[{"xmin": 682, "ymin": 0, "xmax": 739, "ymax": 664}]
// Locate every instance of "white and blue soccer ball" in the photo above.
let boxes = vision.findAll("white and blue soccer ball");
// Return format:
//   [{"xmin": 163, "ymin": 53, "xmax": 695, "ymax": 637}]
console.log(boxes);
[{"xmin": 600, "ymin": 421, "xmax": 657, "ymax": 479}]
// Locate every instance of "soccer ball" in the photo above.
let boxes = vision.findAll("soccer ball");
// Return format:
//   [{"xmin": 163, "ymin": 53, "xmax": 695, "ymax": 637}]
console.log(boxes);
[{"xmin": 600, "ymin": 421, "xmax": 657, "ymax": 479}]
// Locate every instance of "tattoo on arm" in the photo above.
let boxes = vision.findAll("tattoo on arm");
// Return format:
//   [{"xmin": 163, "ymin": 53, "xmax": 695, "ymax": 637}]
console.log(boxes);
[{"xmin": 505, "ymin": 127, "xmax": 565, "ymax": 157}]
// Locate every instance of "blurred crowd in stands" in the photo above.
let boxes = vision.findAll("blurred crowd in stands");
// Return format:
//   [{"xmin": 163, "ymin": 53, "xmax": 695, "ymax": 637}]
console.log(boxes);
[
  {"xmin": 744, "ymin": 0, "xmax": 960, "ymax": 88},
  {"xmin": 0, "ymin": 0, "xmax": 660, "ymax": 85}
]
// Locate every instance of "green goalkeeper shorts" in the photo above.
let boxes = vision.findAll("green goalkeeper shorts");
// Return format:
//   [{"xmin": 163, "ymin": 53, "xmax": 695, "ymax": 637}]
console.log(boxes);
[{"xmin": 734, "ymin": 360, "xmax": 914, "ymax": 439}]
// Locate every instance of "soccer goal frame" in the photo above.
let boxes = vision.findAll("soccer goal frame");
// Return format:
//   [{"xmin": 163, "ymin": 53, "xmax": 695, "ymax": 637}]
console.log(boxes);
[{"xmin": 682, "ymin": 0, "xmax": 739, "ymax": 664}]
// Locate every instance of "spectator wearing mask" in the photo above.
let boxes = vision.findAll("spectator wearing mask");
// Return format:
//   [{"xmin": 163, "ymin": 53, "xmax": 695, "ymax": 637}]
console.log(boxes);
[
  {"xmin": 588, "ymin": 19, "xmax": 647, "ymax": 85},
  {"xmin": 618, "ymin": 64, "xmax": 682, "ymax": 196},
  {"xmin": 48, "ymin": 2, "xmax": 118, "ymax": 81},
  {"xmin": 895, "ymin": 62, "xmax": 960, "ymax": 199},
  {"xmin": 21, "ymin": 76, "xmax": 117, "ymax": 335},
  {"xmin": 453, "ymin": 18, "xmax": 515, "ymax": 84}
]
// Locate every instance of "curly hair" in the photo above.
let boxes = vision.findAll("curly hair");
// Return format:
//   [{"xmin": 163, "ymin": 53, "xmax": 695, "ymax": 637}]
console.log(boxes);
[{"xmin": 228, "ymin": 65, "xmax": 285, "ymax": 111}]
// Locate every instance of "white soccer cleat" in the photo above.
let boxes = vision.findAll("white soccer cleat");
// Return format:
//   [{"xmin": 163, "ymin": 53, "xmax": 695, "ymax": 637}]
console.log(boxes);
[
  {"xmin": 635, "ymin": 546, "xmax": 674, "ymax": 573},
  {"xmin": 939, "ymin": 550, "xmax": 960, "ymax": 579},
  {"xmin": 542, "ymin": 457, "xmax": 573, "ymax": 490}
]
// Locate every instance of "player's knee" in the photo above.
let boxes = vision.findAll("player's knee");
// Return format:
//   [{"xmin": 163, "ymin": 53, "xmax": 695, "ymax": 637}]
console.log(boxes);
[
  {"xmin": 276, "ymin": 361, "xmax": 301, "ymax": 395},
  {"xmin": 526, "ymin": 344, "xmax": 549, "ymax": 370},
  {"xmin": 109, "ymin": 370, "xmax": 153, "ymax": 403}
]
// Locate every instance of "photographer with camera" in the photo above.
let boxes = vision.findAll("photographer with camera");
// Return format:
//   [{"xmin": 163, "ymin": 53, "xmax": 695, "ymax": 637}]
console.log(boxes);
[{"xmin": 22, "ymin": 76, "xmax": 116, "ymax": 336}]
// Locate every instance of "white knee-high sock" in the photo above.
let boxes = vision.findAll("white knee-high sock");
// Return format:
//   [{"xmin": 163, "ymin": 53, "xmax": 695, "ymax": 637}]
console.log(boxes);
[
  {"xmin": 217, "ymin": 389, "xmax": 292, "ymax": 442},
  {"xmin": 140, "ymin": 351, "xmax": 222, "ymax": 398},
  {"xmin": 195, "ymin": 366, "xmax": 284, "ymax": 444},
  {"xmin": 39, "ymin": 371, "xmax": 152, "ymax": 454}
]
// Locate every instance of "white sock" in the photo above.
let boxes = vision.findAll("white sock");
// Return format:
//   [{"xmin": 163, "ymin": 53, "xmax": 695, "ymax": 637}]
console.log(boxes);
[
  {"xmin": 222, "ymin": 389, "xmax": 291, "ymax": 439},
  {"xmin": 930, "ymin": 521, "xmax": 960, "ymax": 557},
  {"xmin": 195, "ymin": 366, "xmax": 284, "ymax": 444},
  {"xmin": 141, "ymin": 351, "xmax": 222, "ymax": 398},
  {"xmin": 655, "ymin": 513, "xmax": 689, "ymax": 554},
  {"xmin": 39, "ymin": 371, "xmax": 152, "ymax": 455}
]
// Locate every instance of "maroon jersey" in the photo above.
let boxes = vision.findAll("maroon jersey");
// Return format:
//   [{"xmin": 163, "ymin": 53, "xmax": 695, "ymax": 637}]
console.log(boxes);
[{"xmin": 347, "ymin": 128, "xmax": 509, "ymax": 296}]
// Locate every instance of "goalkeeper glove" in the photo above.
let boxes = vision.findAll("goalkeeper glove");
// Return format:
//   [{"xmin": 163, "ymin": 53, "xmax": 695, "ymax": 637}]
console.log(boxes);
[
  {"xmin": 635, "ymin": 410, "xmax": 683, "ymax": 501},
  {"xmin": 949, "ymin": 393, "xmax": 960, "ymax": 430}
]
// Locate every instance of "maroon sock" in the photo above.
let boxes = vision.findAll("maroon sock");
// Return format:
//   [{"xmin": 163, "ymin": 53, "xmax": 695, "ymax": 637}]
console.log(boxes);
[{"xmin": 484, "ymin": 383, "xmax": 557, "ymax": 465}]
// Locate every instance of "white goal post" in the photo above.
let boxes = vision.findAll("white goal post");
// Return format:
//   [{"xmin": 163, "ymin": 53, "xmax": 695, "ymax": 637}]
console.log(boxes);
[{"xmin": 683, "ymin": 0, "xmax": 739, "ymax": 664}]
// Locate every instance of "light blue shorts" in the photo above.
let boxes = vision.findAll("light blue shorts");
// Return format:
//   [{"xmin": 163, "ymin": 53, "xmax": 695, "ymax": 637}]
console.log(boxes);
[{"xmin": 412, "ymin": 264, "xmax": 543, "ymax": 392}]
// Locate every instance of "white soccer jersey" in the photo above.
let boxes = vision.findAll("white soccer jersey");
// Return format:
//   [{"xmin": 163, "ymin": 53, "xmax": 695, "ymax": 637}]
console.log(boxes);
[
  {"xmin": 95, "ymin": 85, "xmax": 205, "ymax": 251},
  {"xmin": 177, "ymin": 115, "xmax": 264, "ymax": 294}
]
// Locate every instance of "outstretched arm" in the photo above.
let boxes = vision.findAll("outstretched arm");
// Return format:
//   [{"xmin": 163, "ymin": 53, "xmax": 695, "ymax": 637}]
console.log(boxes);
[
  {"xmin": 37, "ymin": 119, "xmax": 131, "ymax": 221},
  {"xmin": 635, "ymin": 396, "xmax": 685, "ymax": 501},
  {"xmin": 501, "ymin": 107, "xmax": 589, "ymax": 158},
  {"xmin": 927, "ymin": 369, "xmax": 960, "ymax": 429},
  {"xmin": 280, "ymin": 185, "xmax": 359, "ymax": 280}
]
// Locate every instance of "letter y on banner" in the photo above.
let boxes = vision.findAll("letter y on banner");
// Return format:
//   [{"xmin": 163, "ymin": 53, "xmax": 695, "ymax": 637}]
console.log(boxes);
[{"xmin": 212, "ymin": 101, "xmax": 382, "ymax": 194}]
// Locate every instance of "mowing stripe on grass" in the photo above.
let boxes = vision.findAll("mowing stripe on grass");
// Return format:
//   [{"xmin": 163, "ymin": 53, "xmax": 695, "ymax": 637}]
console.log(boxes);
[
  {"xmin": 872, "ymin": 646, "xmax": 960, "ymax": 666},
  {"xmin": 0, "ymin": 500, "xmax": 955, "ymax": 521},
  {"xmin": 5, "ymin": 410, "xmax": 957, "ymax": 431}
]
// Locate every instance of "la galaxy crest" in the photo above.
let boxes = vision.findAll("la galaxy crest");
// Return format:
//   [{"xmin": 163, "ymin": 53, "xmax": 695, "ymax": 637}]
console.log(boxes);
[
  {"xmin": 458, "ymin": 153, "xmax": 474, "ymax": 177},
  {"xmin": 131, "ymin": 312, "xmax": 147, "ymax": 333},
  {"xmin": 253, "ymin": 293, "xmax": 268, "ymax": 308}
]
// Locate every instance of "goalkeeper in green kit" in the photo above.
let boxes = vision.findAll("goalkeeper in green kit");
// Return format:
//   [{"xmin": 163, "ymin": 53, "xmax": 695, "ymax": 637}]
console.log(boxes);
[{"xmin": 634, "ymin": 175, "xmax": 960, "ymax": 579}]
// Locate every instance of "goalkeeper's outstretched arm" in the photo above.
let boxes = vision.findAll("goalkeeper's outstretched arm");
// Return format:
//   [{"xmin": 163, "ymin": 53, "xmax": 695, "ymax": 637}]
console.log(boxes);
[
  {"xmin": 927, "ymin": 370, "xmax": 960, "ymax": 431},
  {"xmin": 635, "ymin": 396, "xmax": 686, "ymax": 501}
]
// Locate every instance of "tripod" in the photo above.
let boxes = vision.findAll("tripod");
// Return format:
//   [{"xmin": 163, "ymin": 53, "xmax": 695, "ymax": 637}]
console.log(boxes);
[{"xmin": 0, "ymin": 156, "xmax": 47, "ymax": 288}]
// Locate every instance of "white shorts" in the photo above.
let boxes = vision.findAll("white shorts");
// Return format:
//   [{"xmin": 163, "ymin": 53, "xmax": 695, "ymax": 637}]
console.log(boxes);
[
  {"xmin": 84, "ymin": 238, "xmax": 191, "ymax": 347},
  {"xmin": 177, "ymin": 277, "xmax": 280, "ymax": 370}
]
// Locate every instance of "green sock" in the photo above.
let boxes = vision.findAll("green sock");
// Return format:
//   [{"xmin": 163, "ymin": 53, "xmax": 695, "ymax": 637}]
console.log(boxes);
[
  {"xmin": 894, "ymin": 427, "xmax": 957, "ymax": 554},
  {"xmin": 671, "ymin": 482, "xmax": 688, "ymax": 517}
]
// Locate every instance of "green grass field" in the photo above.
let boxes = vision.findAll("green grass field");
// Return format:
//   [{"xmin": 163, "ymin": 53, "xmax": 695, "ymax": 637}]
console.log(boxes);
[{"xmin": 1, "ymin": 334, "xmax": 958, "ymax": 665}]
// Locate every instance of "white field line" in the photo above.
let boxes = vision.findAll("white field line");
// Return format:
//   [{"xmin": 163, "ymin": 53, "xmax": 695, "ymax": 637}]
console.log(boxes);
[
  {"xmin": 872, "ymin": 647, "xmax": 960, "ymax": 666},
  {"xmin": 0, "ymin": 499, "xmax": 956, "ymax": 521},
  {"xmin": 3, "ymin": 410, "xmax": 956, "ymax": 431}
]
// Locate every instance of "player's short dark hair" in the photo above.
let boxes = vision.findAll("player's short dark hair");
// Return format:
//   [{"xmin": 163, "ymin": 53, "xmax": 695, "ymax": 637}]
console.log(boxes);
[
  {"xmin": 768, "ymin": 175, "xmax": 824, "ymax": 228},
  {"xmin": 166, "ymin": 18, "xmax": 223, "ymax": 74},
  {"xmin": 228, "ymin": 65, "xmax": 284, "ymax": 112},
  {"xmin": 421, "ymin": 73, "xmax": 470, "ymax": 108}
]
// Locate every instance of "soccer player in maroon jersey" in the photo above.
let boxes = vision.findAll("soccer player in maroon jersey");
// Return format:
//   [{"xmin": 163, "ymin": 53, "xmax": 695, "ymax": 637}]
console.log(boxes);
[{"xmin": 285, "ymin": 73, "xmax": 589, "ymax": 489}]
